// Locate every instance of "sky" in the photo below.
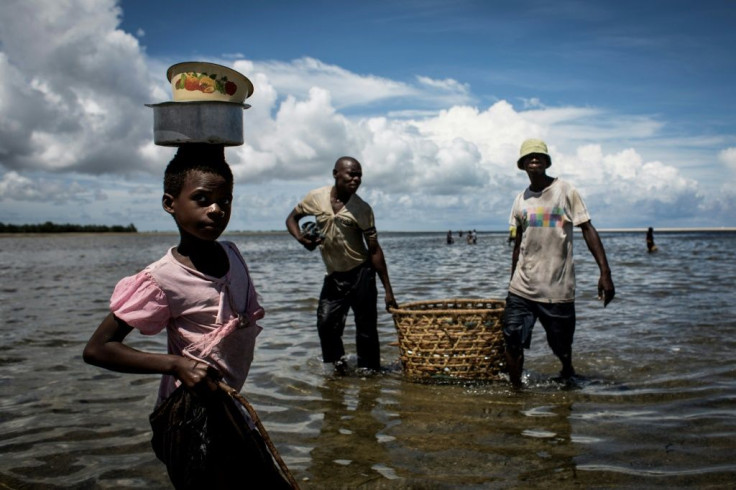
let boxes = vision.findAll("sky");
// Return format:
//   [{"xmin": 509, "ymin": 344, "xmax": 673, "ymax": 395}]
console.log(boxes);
[{"xmin": 1, "ymin": 0, "xmax": 735, "ymax": 232}]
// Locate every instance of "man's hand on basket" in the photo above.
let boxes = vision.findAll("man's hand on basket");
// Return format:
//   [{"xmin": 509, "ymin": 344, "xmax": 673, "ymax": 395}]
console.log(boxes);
[{"xmin": 385, "ymin": 292, "xmax": 398, "ymax": 311}]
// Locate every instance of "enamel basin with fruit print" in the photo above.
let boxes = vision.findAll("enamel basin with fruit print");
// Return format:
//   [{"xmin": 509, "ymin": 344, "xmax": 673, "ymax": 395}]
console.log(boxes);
[{"xmin": 167, "ymin": 61, "xmax": 254, "ymax": 103}]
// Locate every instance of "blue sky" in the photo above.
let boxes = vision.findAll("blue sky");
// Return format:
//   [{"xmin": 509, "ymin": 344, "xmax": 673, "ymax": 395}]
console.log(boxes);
[{"xmin": 1, "ymin": 0, "xmax": 735, "ymax": 231}]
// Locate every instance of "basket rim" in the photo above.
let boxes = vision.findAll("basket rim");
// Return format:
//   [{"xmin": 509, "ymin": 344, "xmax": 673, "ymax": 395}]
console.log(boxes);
[{"xmin": 389, "ymin": 297, "xmax": 505, "ymax": 316}]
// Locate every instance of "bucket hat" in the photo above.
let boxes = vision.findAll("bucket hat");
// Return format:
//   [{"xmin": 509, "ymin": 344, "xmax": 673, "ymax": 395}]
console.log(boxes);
[{"xmin": 517, "ymin": 138, "xmax": 551, "ymax": 169}]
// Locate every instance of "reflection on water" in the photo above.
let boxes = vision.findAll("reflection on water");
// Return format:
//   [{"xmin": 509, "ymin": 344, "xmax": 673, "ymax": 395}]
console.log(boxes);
[{"xmin": 1, "ymin": 231, "xmax": 736, "ymax": 488}]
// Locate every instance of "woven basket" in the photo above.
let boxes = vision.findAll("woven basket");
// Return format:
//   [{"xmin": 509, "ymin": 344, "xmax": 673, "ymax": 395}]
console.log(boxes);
[{"xmin": 389, "ymin": 298, "xmax": 506, "ymax": 382}]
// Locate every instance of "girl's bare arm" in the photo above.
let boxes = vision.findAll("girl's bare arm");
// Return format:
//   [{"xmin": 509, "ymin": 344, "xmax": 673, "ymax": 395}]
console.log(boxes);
[{"xmin": 83, "ymin": 313, "xmax": 215, "ymax": 390}]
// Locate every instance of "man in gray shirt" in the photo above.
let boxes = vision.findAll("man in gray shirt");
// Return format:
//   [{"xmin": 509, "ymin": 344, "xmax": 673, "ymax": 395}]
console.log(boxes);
[{"xmin": 504, "ymin": 139, "xmax": 615, "ymax": 387}]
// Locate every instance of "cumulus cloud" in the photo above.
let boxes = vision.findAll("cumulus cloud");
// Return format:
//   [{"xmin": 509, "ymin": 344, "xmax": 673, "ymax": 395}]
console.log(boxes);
[
  {"xmin": 0, "ymin": 172, "xmax": 39, "ymax": 201},
  {"xmin": 242, "ymin": 58, "xmax": 474, "ymax": 111},
  {"xmin": 0, "ymin": 0, "xmax": 162, "ymax": 176},
  {"xmin": 0, "ymin": 170, "xmax": 108, "ymax": 204},
  {"xmin": 245, "ymin": 57, "xmax": 417, "ymax": 109},
  {"xmin": 550, "ymin": 145, "xmax": 704, "ymax": 225},
  {"xmin": 519, "ymin": 97, "xmax": 545, "ymax": 109},
  {"xmin": 0, "ymin": 0, "xmax": 727, "ymax": 230},
  {"xmin": 718, "ymin": 147, "xmax": 736, "ymax": 171}
]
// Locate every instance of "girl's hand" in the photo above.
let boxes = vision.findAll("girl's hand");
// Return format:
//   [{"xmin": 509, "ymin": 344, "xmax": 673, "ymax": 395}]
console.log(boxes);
[{"xmin": 174, "ymin": 357, "xmax": 219, "ymax": 394}]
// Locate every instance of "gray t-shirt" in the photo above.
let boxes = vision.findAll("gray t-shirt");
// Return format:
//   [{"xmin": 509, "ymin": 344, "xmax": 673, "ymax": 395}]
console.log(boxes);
[{"xmin": 508, "ymin": 178, "xmax": 590, "ymax": 303}]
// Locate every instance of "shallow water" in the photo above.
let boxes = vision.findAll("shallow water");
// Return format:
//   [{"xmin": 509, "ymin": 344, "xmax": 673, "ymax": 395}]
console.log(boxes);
[{"xmin": 1, "ymin": 231, "xmax": 735, "ymax": 488}]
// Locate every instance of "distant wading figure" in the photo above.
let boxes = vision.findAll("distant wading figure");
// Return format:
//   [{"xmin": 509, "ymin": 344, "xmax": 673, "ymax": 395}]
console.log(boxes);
[
  {"xmin": 508, "ymin": 225, "xmax": 517, "ymax": 245},
  {"xmin": 503, "ymin": 139, "xmax": 615, "ymax": 387},
  {"xmin": 646, "ymin": 227, "xmax": 658, "ymax": 253},
  {"xmin": 285, "ymin": 156, "xmax": 398, "ymax": 374}
]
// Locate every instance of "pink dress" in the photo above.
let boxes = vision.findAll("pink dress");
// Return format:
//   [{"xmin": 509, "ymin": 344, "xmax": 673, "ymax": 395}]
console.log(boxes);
[{"xmin": 110, "ymin": 241, "xmax": 264, "ymax": 407}]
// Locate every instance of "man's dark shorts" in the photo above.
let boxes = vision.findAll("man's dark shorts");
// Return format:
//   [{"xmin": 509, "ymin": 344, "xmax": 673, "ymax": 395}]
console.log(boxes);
[{"xmin": 502, "ymin": 292, "xmax": 576, "ymax": 357}]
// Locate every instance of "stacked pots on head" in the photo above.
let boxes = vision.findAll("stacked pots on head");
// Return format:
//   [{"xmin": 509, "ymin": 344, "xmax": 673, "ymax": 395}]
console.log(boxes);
[{"xmin": 148, "ymin": 61, "xmax": 254, "ymax": 147}]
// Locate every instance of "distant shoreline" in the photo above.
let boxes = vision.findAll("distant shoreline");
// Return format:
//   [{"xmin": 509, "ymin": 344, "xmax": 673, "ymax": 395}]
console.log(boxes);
[
  {"xmin": 596, "ymin": 227, "xmax": 736, "ymax": 233},
  {"xmin": 1, "ymin": 227, "xmax": 734, "ymax": 238},
  {"xmin": 0, "ymin": 222, "xmax": 137, "ymax": 234}
]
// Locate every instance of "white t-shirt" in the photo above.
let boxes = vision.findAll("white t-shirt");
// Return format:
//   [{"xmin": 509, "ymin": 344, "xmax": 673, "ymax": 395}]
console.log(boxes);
[{"xmin": 508, "ymin": 179, "xmax": 590, "ymax": 303}]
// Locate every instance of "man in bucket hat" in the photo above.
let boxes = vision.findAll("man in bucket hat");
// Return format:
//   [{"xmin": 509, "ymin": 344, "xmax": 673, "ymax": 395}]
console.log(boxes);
[{"xmin": 503, "ymin": 138, "xmax": 615, "ymax": 387}]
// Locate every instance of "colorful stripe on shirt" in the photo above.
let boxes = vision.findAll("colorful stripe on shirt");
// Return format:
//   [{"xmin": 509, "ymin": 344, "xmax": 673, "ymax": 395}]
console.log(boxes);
[{"xmin": 523, "ymin": 206, "xmax": 565, "ymax": 228}]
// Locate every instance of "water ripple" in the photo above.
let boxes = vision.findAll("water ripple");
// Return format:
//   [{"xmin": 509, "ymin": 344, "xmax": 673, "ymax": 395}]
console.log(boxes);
[{"xmin": 1, "ymin": 232, "xmax": 735, "ymax": 487}]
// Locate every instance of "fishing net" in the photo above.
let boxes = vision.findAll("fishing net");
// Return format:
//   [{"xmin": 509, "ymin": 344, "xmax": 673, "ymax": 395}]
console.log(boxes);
[{"xmin": 149, "ymin": 385, "xmax": 293, "ymax": 489}]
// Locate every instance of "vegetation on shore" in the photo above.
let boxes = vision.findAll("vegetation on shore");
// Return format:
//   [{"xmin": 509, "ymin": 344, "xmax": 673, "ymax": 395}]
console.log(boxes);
[{"xmin": 0, "ymin": 222, "xmax": 137, "ymax": 233}]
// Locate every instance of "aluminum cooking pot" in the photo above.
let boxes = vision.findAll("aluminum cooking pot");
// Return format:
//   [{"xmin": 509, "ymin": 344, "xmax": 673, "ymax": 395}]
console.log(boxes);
[{"xmin": 146, "ymin": 101, "xmax": 248, "ymax": 147}]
